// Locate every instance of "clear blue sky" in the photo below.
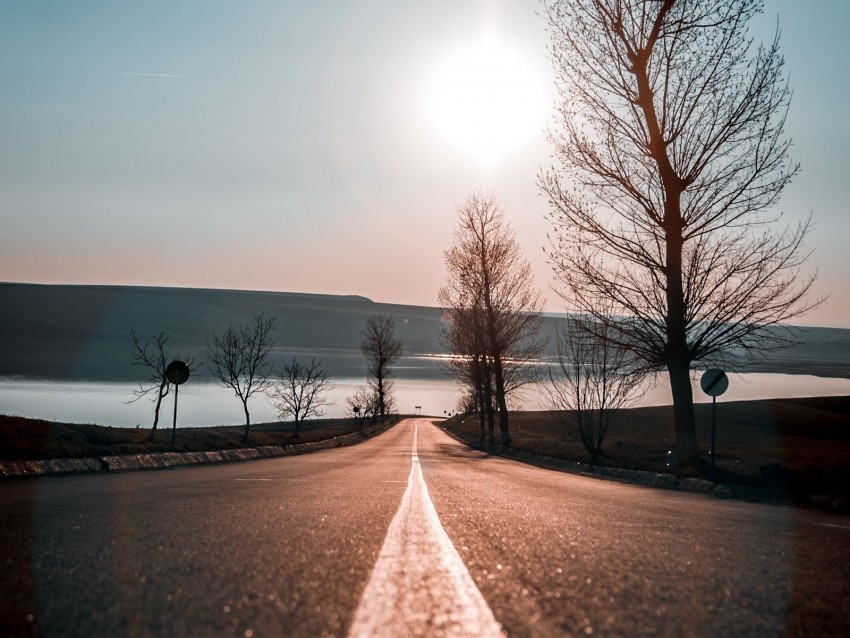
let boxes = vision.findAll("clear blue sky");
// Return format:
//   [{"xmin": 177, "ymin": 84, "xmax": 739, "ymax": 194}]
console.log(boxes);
[{"xmin": 2, "ymin": 1, "xmax": 848, "ymax": 327}]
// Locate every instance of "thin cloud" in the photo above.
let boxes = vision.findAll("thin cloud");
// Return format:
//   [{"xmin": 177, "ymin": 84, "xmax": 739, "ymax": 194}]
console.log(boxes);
[{"xmin": 101, "ymin": 71, "xmax": 186, "ymax": 78}]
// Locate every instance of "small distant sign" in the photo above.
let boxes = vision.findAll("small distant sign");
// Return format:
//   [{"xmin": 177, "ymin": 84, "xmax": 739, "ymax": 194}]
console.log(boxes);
[
  {"xmin": 166, "ymin": 360, "xmax": 190, "ymax": 385},
  {"xmin": 700, "ymin": 369, "xmax": 728, "ymax": 397}
]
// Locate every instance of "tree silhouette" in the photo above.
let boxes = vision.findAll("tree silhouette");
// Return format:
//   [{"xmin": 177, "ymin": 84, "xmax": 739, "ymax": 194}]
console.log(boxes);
[
  {"xmin": 360, "ymin": 315, "xmax": 402, "ymax": 419},
  {"xmin": 541, "ymin": 0, "xmax": 819, "ymax": 465},
  {"xmin": 126, "ymin": 330, "xmax": 199, "ymax": 441},
  {"xmin": 439, "ymin": 192, "xmax": 544, "ymax": 447},
  {"xmin": 346, "ymin": 384, "xmax": 394, "ymax": 425},
  {"xmin": 206, "ymin": 313, "xmax": 277, "ymax": 442},
  {"xmin": 547, "ymin": 313, "xmax": 646, "ymax": 464},
  {"xmin": 269, "ymin": 357, "xmax": 333, "ymax": 439}
]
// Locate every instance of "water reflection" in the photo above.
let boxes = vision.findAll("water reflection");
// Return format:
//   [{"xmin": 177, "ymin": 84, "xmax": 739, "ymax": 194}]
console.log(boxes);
[{"xmin": 1, "ymin": 373, "xmax": 849, "ymax": 428}]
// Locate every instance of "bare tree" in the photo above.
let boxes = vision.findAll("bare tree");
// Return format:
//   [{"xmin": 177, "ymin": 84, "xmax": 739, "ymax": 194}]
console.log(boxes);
[
  {"xmin": 439, "ymin": 192, "xmax": 544, "ymax": 446},
  {"xmin": 440, "ymin": 303, "xmax": 495, "ymax": 443},
  {"xmin": 541, "ymin": 0, "xmax": 819, "ymax": 465},
  {"xmin": 268, "ymin": 357, "xmax": 333, "ymax": 439},
  {"xmin": 547, "ymin": 314, "xmax": 646, "ymax": 464},
  {"xmin": 206, "ymin": 313, "xmax": 277, "ymax": 442},
  {"xmin": 346, "ymin": 384, "xmax": 394, "ymax": 426},
  {"xmin": 360, "ymin": 315, "xmax": 402, "ymax": 419},
  {"xmin": 126, "ymin": 330, "xmax": 199, "ymax": 441},
  {"xmin": 347, "ymin": 386, "xmax": 373, "ymax": 425}
]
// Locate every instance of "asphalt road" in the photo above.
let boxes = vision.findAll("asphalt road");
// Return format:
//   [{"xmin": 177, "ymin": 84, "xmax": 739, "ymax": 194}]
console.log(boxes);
[{"xmin": 2, "ymin": 418, "xmax": 849, "ymax": 637}]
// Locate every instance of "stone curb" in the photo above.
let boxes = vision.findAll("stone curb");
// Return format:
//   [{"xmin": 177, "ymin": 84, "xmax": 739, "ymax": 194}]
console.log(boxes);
[
  {"xmin": 436, "ymin": 424, "xmax": 790, "ymax": 505},
  {"xmin": 0, "ymin": 421, "xmax": 396, "ymax": 479}
]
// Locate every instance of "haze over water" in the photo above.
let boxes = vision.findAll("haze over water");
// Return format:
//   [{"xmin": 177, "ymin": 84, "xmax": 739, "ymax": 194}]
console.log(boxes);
[{"xmin": 3, "ymin": 373, "xmax": 849, "ymax": 429}]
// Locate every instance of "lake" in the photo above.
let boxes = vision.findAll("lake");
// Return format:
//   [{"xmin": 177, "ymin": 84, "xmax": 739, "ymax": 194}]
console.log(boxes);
[{"xmin": 2, "ymin": 372, "xmax": 850, "ymax": 428}]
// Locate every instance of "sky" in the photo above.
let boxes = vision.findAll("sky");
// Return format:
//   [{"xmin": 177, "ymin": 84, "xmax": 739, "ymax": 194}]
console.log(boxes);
[{"xmin": 2, "ymin": 1, "xmax": 849, "ymax": 327}]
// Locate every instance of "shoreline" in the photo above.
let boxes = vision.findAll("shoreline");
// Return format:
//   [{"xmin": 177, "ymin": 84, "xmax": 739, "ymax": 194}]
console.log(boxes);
[{"xmin": 3, "ymin": 371, "xmax": 850, "ymax": 429}]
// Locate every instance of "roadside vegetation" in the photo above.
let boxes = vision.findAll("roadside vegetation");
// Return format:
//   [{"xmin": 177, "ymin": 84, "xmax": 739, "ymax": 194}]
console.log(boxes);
[
  {"xmin": 541, "ymin": 0, "xmax": 819, "ymax": 466},
  {"xmin": 438, "ymin": 192, "xmax": 544, "ymax": 447},
  {"xmin": 206, "ymin": 313, "xmax": 278, "ymax": 442},
  {"xmin": 442, "ymin": 396, "xmax": 850, "ymax": 512},
  {"xmin": 126, "ymin": 330, "xmax": 201, "ymax": 440},
  {"xmin": 347, "ymin": 314, "xmax": 403, "ymax": 423},
  {"xmin": 0, "ymin": 414, "xmax": 398, "ymax": 462}
]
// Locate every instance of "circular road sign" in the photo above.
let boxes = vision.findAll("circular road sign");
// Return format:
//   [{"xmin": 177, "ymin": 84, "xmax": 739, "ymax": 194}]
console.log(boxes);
[
  {"xmin": 700, "ymin": 368, "xmax": 728, "ymax": 397},
  {"xmin": 166, "ymin": 360, "xmax": 191, "ymax": 385}
]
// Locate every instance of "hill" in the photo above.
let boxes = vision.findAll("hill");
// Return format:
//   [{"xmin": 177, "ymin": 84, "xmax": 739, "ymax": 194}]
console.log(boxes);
[
  {"xmin": 0, "ymin": 283, "xmax": 445, "ymax": 381},
  {"xmin": 2, "ymin": 282, "xmax": 849, "ymax": 382}
]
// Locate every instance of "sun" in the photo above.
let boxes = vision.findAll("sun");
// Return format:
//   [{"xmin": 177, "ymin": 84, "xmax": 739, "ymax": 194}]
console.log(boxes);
[{"xmin": 426, "ymin": 37, "xmax": 548, "ymax": 165}]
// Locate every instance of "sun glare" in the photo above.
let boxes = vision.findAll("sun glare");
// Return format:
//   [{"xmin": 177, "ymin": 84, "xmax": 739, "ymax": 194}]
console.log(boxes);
[{"xmin": 426, "ymin": 37, "xmax": 548, "ymax": 165}]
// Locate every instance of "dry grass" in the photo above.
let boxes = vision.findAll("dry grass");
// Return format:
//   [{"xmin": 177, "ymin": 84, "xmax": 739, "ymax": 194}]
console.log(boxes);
[
  {"xmin": 0, "ymin": 414, "xmax": 397, "ymax": 461},
  {"xmin": 444, "ymin": 396, "xmax": 850, "ymax": 510}
]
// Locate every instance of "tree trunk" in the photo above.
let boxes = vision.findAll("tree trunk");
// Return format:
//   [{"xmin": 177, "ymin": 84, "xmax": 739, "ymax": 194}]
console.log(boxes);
[
  {"xmin": 492, "ymin": 353, "xmax": 511, "ymax": 446},
  {"xmin": 487, "ymin": 408, "xmax": 495, "ymax": 445},
  {"xmin": 634, "ymin": 52, "xmax": 700, "ymax": 466},
  {"xmin": 477, "ymin": 382, "xmax": 485, "ymax": 443},
  {"xmin": 242, "ymin": 400, "xmax": 251, "ymax": 443},
  {"xmin": 149, "ymin": 380, "xmax": 167, "ymax": 441},
  {"xmin": 377, "ymin": 372, "xmax": 385, "ymax": 417},
  {"xmin": 294, "ymin": 415, "xmax": 300, "ymax": 440},
  {"xmin": 664, "ymin": 229, "xmax": 699, "ymax": 465},
  {"xmin": 668, "ymin": 358, "xmax": 699, "ymax": 465},
  {"xmin": 483, "ymin": 372, "xmax": 495, "ymax": 445}
]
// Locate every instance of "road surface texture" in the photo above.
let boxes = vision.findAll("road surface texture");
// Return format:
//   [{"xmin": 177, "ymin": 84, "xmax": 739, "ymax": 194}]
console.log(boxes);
[{"xmin": 1, "ymin": 418, "xmax": 848, "ymax": 636}]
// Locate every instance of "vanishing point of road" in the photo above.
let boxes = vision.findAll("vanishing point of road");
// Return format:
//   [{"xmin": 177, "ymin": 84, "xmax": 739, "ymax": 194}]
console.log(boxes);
[{"xmin": 2, "ymin": 418, "xmax": 849, "ymax": 637}]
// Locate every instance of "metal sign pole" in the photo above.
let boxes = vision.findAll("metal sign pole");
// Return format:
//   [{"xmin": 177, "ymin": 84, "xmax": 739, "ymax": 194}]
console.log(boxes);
[
  {"xmin": 700, "ymin": 368, "xmax": 728, "ymax": 473},
  {"xmin": 711, "ymin": 395, "xmax": 717, "ymax": 469},
  {"xmin": 172, "ymin": 384, "xmax": 179, "ymax": 445},
  {"xmin": 166, "ymin": 359, "xmax": 191, "ymax": 446}
]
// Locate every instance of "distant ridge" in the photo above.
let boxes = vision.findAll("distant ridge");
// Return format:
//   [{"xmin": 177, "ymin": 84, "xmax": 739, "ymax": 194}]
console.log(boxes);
[
  {"xmin": 0, "ymin": 282, "xmax": 444, "ymax": 381},
  {"xmin": 0, "ymin": 281, "xmax": 375, "ymax": 305},
  {"xmin": 1, "ymin": 282, "xmax": 849, "ymax": 382}
]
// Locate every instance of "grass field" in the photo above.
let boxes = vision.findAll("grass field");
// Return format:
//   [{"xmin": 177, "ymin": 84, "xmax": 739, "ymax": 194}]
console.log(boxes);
[
  {"xmin": 443, "ymin": 396, "xmax": 850, "ymax": 511},
  {"xmin": 4, "ymin": 397, "xmax": 849, "ymax": 511},
  {"xmin": 0, "ymin": 415, "xmax": 396, "ymax": 461}
]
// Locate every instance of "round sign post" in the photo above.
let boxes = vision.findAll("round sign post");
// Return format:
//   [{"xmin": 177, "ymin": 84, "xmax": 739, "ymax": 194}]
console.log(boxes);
[
  {"xmin": 700, "ymin": 369, "xmax": 729, "ymax": 470},
  {"xmin": 166, "ymin": 360, "xmax": 191, "ymax": 444}
]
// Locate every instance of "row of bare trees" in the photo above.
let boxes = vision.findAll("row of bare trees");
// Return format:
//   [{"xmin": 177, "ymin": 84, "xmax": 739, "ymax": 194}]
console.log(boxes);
[
  {"xmin": 442, "ymin": 1, "xmax": 819, "ymax": 468},
  {"xmin": 539, "ymin": 0, "xmax": 818, "ymax": 465},
  {"xmin": 129, "ymin": 314, "xmax": 332, "ymax": 442},
  {"xmin": 132, "ymin": 1, "xmax": 820, "ymax": 468},
  {"xmin": 438, "ymin": 194, "xmax": 644, "ymax": 461},
  {"xmin": 131, "ymin": 312, "xmax": 401, "ymax": 442}
]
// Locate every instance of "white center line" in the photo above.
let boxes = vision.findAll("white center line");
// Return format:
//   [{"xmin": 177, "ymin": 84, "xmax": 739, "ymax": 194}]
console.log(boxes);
[{"xmin": 347, "ymin": 420, "xmax": 504, "ymax": 637}]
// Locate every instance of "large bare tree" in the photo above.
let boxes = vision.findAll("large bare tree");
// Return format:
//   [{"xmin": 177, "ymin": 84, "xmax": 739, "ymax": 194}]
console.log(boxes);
[
  {"xmin": 126, "ymin": 330, "xmax": 199, "ymax": 441},
  {"xmin": 360, "ymin": 315, "xmax": 403, "ymax": 419},
  {"xmin": 541, "ymin": 0, "xmax": 818, "ymax": 464},
  {"xmin": 439, "ymin": 192, "xmax": 544, "ymax": 446},
  {"xmin": 268, "ymin": 357, "xmax": 333, "ymax": 439},
  {"xmin": 206, "ymin": 313, "xmax": 277, "ymax": 442}
]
